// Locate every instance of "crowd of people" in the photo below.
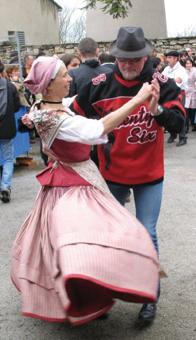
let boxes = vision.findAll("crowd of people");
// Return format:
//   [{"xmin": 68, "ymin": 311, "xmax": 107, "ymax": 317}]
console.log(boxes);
[{"xmin": 0, "ymin": 26, "xmax": 195, "ymax": 329}]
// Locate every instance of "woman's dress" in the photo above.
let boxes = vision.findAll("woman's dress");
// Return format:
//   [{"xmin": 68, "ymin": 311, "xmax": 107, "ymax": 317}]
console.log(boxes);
[
  {"xmin": 11, "ymin": 105, "xmax": 159, "ymax": 326},
  {"xmin": 185, "ymin": 67, "xmax": 196, "ymax": 109}
]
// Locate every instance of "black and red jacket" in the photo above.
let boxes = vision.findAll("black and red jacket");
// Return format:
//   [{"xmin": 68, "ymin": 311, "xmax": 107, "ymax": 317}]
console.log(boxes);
[{"xmin": 71, "ymin": 59, "xmax": 185, "ymax": 186}]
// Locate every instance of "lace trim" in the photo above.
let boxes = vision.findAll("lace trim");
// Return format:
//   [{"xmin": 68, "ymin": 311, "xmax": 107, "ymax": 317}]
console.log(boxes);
[{"xmin": 51, "ymin": 159, "xmax": 112, "ymax": 196}]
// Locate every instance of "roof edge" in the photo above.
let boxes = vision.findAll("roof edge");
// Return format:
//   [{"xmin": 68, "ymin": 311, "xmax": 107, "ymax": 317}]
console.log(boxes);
[{"xmin": 49, "ymin": 0, "xmax": 62, "ymax": 11}]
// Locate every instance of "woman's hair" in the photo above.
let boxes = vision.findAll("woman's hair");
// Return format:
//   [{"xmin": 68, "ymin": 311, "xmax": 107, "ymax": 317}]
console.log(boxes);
[
  {"xmin": 60, "ymin": 54, "xmax": 81, "ymax": 67},
  {"xmin": 0, "ymin": 59, "xmax": 5, "ymax": 73},
  {"xmin": 156, "ymin": 53, "xmax": 166, "ymax": 63},
  {"xmin": 184, "ymin": 57, "xmax": 194, "ymax": 67},
  {"xmin": 179, "ymin": 50, "xmax": 188, "ymax": 58},
  {"xmin": 6, "ymin": 65, "xmax": 19, "ymax": 77},
  {"xmin": 151, "ymin": 57, "xmax": 161, "ymax": 69}
]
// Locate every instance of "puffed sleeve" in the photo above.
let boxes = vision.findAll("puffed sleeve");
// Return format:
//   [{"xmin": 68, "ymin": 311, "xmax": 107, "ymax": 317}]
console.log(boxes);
[{"xmin": 57, "ymin": 115, "xmax": 108, "ymax": 145}]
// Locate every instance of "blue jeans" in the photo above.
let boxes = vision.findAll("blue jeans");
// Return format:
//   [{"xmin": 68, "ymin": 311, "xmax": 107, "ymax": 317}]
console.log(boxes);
[
  {"xmin": 0, "ymin": 139, "xmax": 14, "ymax": 191},
  {"xmin": 107, "ymin": 181, "xmax": 163, "ymax": 299}
]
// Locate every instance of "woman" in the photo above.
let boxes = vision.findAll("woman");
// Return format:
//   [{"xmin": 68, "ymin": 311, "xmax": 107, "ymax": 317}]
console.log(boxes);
[
  {"xmin": 11, "ymin": 55, "xmax": 159, "ymax": 326},
  {"xmin": 156, "ymin": 53, "xmax": 166, "ymax": 72},
  {"xmin": 184, "ymin": 57, "xmax": 196, "ymax": 132},
  {"xmin": 151, "ymin": 57, "xmax": 162, "ymax": 72},
  {"xmin": 60, "ymin": 53, "xmax": 81, "ymax": 70},
  {"xmin": 6, "ymin": 65, "xmax": 20, "ymax": 82}
]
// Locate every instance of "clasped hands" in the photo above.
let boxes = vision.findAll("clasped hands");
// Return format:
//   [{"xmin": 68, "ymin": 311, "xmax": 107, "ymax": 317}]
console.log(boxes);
[{"xmin": 137, "ymin": 79, "xmax": 160, "ymax": 116}]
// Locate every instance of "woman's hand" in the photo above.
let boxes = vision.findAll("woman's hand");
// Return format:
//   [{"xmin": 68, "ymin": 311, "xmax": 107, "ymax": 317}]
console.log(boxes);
[
  {"xmin": 22, "ymin": 114, "xmax": 34, "ymax": 129},
  {"xmin": 135, "ymin": 82, "xmax": 153, "ymax": 104},
  {"xmin": 148, "ymin": 79, "xmax": 160, "ymax": 115},
  {"xmin": 42, "ymin": 142, "xmax": 58, "ymax": 162}
]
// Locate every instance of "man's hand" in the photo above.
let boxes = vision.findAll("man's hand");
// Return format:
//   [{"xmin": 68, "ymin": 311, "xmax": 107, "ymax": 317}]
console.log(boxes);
[
  {"xmin": 22, "ymin": 114, "xmax": 34, "ymax": 129},
  {"xmin": 148, "ymin": 79, "xmax": 160, "ymax": 115},
  {"xmin": 175, "ymin": 77, "xmax": 182, "ymax": 84}
]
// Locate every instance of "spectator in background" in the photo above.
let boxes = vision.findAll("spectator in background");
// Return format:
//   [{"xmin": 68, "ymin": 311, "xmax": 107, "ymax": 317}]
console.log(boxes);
[
  {"xmin": 68, "ymin": 37, "xmax": 112, "ymax": 97},
  {"xmin": 6, "ymin": 65, "xmax": 30, "ymax": 108},
  {"xmin": 184, "ymin": 57, "xmax": 196, "ymax": 132},
  {"xmin": 9, "ymin": 51, "xmax": 19, "ymax": 65},
  {"xmin": 162, "ymin": 50, "xmax": 188, "ymax": 146},
  {"xmin": 36, "ymin": 52, "xmax": 46, "ymax": 59},
  {"xmin": 98, "ymin": 51, "xmax": 116, "ymax": 70},
  {"xmin": 6, "ymin": 65, "xmax": 20, "ymax": 82},
  {"xmin": 186, "ymin": 47, "xmax": 194, "ymax": 59},
  {"xmin": 179, "ymin": 50, "xmax": 188, "ymax": 67},
  {"xmin": 151, "ymin": 57, "xmax": 162, "ymax": 72},
  {"xmin": 61, "ymin": 53, "xmax": 81, "ymax": 70},
  {"xmin": 22, "ymin": 54, "xmax": 34, "ymax": 78},
  {"xmin": 22, "ymin": 54, "xmax": 34, "ymax": 81},
  {"xmin": 156, "ymin": 53, "xmax": 166, "ymax": 72},
  {"xmin": 0, "ymin": 59, "xmax": 21, "ymax": 203}
]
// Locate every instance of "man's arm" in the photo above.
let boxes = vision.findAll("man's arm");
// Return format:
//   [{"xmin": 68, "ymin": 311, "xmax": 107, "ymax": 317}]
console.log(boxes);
[{"xmin": 152, "ymin": 73, "xmax": 185, "ymax": 133}]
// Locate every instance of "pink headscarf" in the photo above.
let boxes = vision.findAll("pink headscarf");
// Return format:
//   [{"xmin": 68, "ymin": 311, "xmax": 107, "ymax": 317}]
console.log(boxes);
[{"xmin": 23, "ymin": 55, "xmax": 63, "ymax": 95}]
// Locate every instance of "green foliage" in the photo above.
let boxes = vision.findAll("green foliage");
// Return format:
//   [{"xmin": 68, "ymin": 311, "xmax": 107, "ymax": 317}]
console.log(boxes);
[{"xmin": 83, "ymin": 0, "xmax": 132, "ymax": 19}]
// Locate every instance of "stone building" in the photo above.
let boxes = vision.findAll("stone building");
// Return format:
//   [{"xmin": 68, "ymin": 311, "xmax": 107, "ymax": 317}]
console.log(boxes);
[
  {"xmin": 87, "ymin": 0, "xmax": 167, "ymax": 41},
  {"xmin": 0, "ymin": 0, "xmax": 62, "ymax": 45}
]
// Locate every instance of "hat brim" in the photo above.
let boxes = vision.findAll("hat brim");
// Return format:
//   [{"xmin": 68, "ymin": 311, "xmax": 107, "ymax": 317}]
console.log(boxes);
[{"xmin": 109, "ymin": 38, "xmax": 153, "ymax": 58}]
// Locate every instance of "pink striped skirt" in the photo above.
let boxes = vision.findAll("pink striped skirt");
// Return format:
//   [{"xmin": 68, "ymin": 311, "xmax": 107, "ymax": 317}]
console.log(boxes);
[{"xmin": 11, "ymin": 185, "xmax": 159, "ymax": 325}]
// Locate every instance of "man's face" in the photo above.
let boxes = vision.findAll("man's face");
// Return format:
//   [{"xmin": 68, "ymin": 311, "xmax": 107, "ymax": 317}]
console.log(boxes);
[
  {"xmin": 116, "ymin": 56, "xmax": 147, "ymax": 81},
  {"xmin": 186, "ymin": 48, "xmax": 192, "ymax": 57},
  {"xmin": 26, "ymin": 55, "xmax": 34, "ymax": 68},
  {"xmin": 166, "ymin": 56, "xmax": 178, "ymax": 68}
]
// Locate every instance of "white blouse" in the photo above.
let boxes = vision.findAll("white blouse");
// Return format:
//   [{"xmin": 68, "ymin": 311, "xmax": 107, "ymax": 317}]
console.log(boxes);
[{"xmin": 57, "ymin": 110, "xmax": 108, "ymax": 145}]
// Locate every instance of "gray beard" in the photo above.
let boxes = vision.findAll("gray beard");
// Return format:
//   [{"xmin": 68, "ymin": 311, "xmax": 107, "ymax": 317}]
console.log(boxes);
[{"xmin": 121, "ymin": 70, "xmax": 138, "ymax": 81}]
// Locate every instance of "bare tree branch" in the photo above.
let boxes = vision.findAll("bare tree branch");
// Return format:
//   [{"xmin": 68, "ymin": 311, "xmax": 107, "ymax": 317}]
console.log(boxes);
[{"xmin": 59, "ymin": 6, "xmax": 86, "ymax": 43}]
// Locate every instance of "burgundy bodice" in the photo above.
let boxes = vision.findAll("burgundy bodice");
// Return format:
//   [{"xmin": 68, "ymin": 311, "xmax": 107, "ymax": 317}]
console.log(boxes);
[{"xmin": 36, "ymin": 139, "xmax": 92, "ymax": 187}]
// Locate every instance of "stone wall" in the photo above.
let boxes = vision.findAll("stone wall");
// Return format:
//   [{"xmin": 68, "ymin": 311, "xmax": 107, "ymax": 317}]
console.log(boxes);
[{"xmin": 1, "ymin": 36, "xmax": 196, "ymax": 64}]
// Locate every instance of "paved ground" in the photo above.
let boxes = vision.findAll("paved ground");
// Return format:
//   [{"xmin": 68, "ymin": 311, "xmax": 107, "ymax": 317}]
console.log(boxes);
[{"xmin": 1, "ymin": 132, "xmax": 196, "ymax": 340}]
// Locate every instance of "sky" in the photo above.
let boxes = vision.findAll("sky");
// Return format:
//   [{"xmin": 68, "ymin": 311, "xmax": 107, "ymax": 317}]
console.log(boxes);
[{"xmin": 56, "ymin": 0, "xmax": 196, "ymax": 37}]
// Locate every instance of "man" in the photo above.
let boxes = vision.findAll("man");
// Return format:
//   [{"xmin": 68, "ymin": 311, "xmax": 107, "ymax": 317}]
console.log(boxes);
[
  {"xmin": 9, "ymin": 51, "xmax": 19, "ymax": 65},
  {"xmin": 0, "ymin": 59, "xmax": 21, "ymax": 202},
  {"xmin": 98, "ymin": 51, "xmax": 116, "ymax": 70},
  {"xmin": 70, "ymin": 27, "xmax": 185, "ymax": 323},
  {"xmin": 162, "ymin": 51, "xmax": 188, "ymax": 146},
  {"xmin": 22, "ymin": 54, "xmax": 34, "ymax": 78},
  {"xmin": 68, "ymin": 37, "xmax": 112, "ymax": 97},
  {"xmin": 185, "ymin": 47, "xmax": 194, "ymax": 59}
]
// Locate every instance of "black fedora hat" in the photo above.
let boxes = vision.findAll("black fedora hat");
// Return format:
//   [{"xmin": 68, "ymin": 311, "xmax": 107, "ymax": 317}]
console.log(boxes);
[
  {"xmin": 109, "ymin": 26, "xmax": 153, "ymax": 58},
  {"xmin": 165, "ymin": 50, "xmax": 180, "ymax": 57}
]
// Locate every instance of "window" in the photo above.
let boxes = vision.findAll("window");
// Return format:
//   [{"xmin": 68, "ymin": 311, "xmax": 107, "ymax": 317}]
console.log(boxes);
[{"xmin": 8, "ymin": 31, "xmax": 25, "ymax": 45}]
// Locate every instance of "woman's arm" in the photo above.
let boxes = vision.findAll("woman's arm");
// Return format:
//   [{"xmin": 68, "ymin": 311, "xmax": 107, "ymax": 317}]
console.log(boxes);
[{"xmin": 101, "ymin": 82, "xmax": 152, "ymax": 135}]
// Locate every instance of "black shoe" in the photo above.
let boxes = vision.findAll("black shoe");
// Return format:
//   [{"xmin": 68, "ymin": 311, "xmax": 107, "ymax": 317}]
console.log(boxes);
[
  {"xmin": 192, "ymin": 126, "xmax": 196, "ymax": 131},
  {"xmin": 167, "ymin": 135, "xmax": 177, "ymax": 143},
  {"xmin": 138, "ymin": 303, "xmax": 156, "ymax": 323},
  {"xmin": 1, "ymin": 188, "xmax": 11, "ymax": 203},
  {"xmin": 176, "ymin": 139, "xmax": 187, "ymax": 147},
  {"xmin": 96, "ymin": 312, "xmax": 109, "ymax": 320}
]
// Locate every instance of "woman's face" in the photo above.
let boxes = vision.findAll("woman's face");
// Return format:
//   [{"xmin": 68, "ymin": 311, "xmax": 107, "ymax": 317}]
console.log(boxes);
[
  {"xmin": 180, "ymin": 55, "xmax": 186, "ymax": 62},
  {"xmin": 185, "ymin": 60, "xmax": 193, "ymax": 70},
  {"xmin": 11, "ymin": 68, "xmax": 20, "ymax": 80},
  {"xmin": 49, "ymin": 64, "xmax": 72, "ymax": 98},
  {"xmin": 67, "ymin": 57, "xmax": 80, "ymax": 70}
]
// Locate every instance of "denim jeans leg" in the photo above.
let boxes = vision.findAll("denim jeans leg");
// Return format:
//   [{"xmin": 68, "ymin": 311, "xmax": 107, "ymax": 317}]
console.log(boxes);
[
  {"xmin": 0, "ymin": 139, "xmax": 14, "ymax": 191},
  {"xmin": 133, "ymin": 182, "xmax": 163, "ymax": 298},
  {"xmin": 107, "ymin": 182, "xmax": 129, "ymax": 206}
]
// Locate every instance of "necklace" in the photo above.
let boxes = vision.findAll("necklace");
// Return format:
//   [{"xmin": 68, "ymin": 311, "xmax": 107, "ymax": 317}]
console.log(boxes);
[{"xmin": 42, "ymin": 100, "xmax": 62, "ymax": 104}]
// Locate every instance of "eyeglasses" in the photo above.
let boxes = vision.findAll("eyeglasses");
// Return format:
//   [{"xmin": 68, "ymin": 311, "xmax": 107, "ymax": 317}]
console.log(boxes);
[{"xmin": 117, "ymin": 57, "xmax": 143, "ymax": 63}]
